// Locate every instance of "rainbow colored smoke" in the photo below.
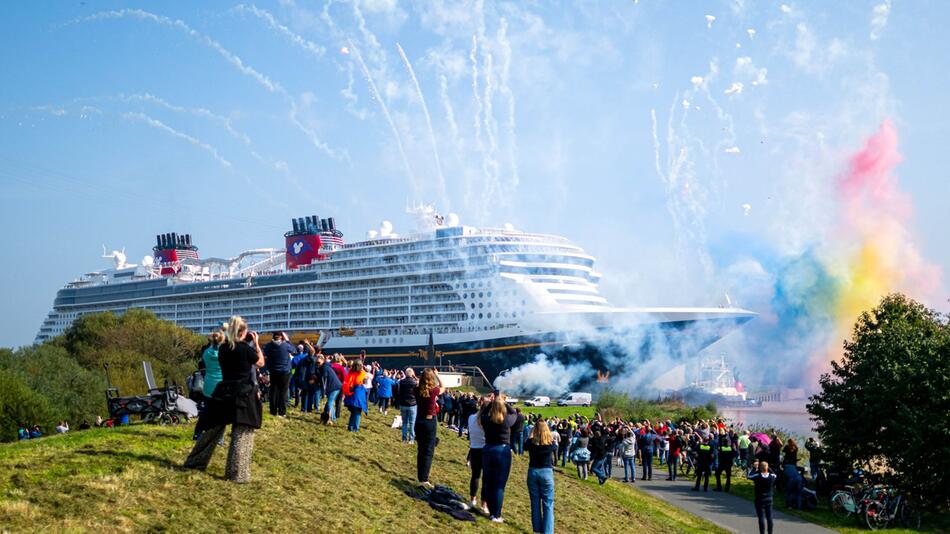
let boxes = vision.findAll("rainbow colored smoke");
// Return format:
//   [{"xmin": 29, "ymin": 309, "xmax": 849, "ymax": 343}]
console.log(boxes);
[{"xmin": 722, "ymin": 120, "xmax": 943, "ymax": 387}]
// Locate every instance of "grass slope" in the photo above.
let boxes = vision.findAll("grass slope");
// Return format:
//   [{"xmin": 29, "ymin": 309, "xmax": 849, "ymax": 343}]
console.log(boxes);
[{"xmin": 0, "ymin": 410, "xmax": 724, "ymax": 533}]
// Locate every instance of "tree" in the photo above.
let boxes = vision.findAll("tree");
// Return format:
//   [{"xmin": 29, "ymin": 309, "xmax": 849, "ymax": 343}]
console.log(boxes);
[
  {"xmin": 0, "ymin": 368, "xmax": 57, "ymax": 442},
  {"xmin": 807, "ymin": 293, "xmax": 950, "ymax": 508},
  {"xmin": 57, "ymin": 309, "xmax": 204, "ymax": 395}
]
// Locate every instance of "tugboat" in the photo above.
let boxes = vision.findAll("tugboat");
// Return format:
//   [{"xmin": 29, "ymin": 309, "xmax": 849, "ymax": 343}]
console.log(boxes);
[{"xmin": 680, "ymin": 354, "xmax": 761, "ymax": 408}]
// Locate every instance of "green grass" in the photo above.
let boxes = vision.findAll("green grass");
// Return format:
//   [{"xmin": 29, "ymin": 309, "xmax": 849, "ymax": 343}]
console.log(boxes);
[
  {"xmin": 0, "ymin": 410, "xmax": 726, "ymax": 533},
  {"xmin": 517, "ymin": 404, "xmax": 596, "ymax": 420}
]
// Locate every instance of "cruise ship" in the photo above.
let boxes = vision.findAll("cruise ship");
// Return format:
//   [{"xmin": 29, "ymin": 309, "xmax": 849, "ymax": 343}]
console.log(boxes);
[{"xmin": 35, "ymin": 207, "xmax": 754, "ymax": 381}]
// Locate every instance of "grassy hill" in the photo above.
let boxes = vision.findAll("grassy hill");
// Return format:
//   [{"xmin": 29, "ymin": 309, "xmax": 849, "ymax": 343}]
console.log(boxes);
[{"xmin": 0, "ymin": 410, "xmax": 724, "ymax": 533}]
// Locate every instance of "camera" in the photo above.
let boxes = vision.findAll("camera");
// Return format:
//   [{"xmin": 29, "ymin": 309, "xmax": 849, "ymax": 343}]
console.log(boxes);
[{"xmin": 244, "ymin": 331, "xmax": 256, "ymax": 343}]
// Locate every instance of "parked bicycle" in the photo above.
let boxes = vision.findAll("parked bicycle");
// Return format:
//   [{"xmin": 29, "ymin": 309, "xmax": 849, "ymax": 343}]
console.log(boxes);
[{"xmin": 864, "ymin": 486, "xmax": 921, "ymax": 531}]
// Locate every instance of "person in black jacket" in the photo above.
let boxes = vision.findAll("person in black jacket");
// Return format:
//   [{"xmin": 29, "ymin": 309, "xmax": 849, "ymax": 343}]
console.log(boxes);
[
  {"xmin": 479, "ymin": 394, "xmax": 518, "ymax": 523},
  {"xmin": 589, "ymin": 430, "xmax": 609, "ymax": 485},
  {"xmin": 184, "ymin": 316, "xmax": 264, "ymax": 483},
  {"xmin": 715, "ymin": 430, "xmax": 736, "ymax": 492},
  {"xmin": 748, "ymin": 460, "xmax": 778, "ymax": 534},
  {"xmin": 692, "ymin": 435, "xmax": 713, "ymax": 491},
  {"xmin": 510, "ymin": 408, "xmax": 525, "ymax": 455},
  {"xmin": 397, "ymin": 368, "xmax": 418, "ymax": 443}
]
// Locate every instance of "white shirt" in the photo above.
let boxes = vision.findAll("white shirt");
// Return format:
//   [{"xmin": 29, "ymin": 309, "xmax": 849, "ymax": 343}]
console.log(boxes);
[{"xmin": 468, "ymin": 414, "xmax": 486, "ymax": 449}]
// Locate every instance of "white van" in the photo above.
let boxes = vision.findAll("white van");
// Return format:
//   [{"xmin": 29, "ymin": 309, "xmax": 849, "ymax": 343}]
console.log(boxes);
[
  {"xmin": 556, "ymin": 392, "xmax": 592, "ymax": 407},
  {"xmin": 524, "ymin": 396, "xmax": 551, "ymax": 407}
]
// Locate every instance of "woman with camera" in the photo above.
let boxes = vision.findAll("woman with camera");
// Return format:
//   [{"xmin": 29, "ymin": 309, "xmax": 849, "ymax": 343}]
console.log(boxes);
[{"xmin": 184, "ymin": 315, "xmax": 264, "ymax": 483}]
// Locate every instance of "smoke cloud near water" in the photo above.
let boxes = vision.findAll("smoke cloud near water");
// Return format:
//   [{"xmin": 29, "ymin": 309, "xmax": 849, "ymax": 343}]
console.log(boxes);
[{"xmin": 495, "ymin": 120, "xmax": 943, "ymax": 397}]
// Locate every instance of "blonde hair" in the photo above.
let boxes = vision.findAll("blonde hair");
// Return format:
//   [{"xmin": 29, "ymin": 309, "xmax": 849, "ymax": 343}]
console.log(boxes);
[
  {"xmin": 225, "ymin": 316, "xmax": 247, "ymax": 350},
  {"xmin": 418, "ymin": 368, "xmax": 437, "ymax": 398},
  {"xmin": 531, "ymin": 420, "xmax": 553, "ymax": 446},
  {"xmin": 488, "ymin": 395, "xmax": 507, "ymax": 425}
]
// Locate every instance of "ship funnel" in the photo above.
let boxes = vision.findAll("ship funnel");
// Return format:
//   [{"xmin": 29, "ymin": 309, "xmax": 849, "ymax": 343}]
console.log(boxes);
[
  {"xmin": 292, "ymin": 218, "xmax": 299, "ymax": 233},
  {"xmin": 328, "ymin": 217, "xmax": 336, "ymax": 231},
  {"xmin": 156, "ymin": 234, "xmax": 161, "ymax": 247}
]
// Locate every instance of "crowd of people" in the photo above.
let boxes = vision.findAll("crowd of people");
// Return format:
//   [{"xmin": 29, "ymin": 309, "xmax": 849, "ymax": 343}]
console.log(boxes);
[{"xmin": 102, "ymin": 316, "xmax": 812, "ymax": 534}]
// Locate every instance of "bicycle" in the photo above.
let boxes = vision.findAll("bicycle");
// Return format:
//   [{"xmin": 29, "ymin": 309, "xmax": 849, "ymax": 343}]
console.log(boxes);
[{"xmin": 864, "ymin": 487, "xmax": 922, "ymax": 531}]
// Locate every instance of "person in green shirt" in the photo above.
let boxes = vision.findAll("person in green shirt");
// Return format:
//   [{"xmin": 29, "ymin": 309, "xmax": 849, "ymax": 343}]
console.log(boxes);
[
  {"xmin": 202, "ymin": 331, "xmax": 224, "ymax": 398},
  {"xmin": 738, "ymin": 431, "xmax": 752, "ymax": 468}
]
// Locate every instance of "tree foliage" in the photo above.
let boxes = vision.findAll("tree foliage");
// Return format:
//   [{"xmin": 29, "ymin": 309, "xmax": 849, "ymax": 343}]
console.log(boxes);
[
  {"xmin": 57, "ymin": 309, "xmax": 205, "ymax": 395},
  {"xmin": 0, "ymin": 311, "xmax": 205, "ymax": 441},
  {"xmin": 0, "ymin": 367, "xmax": 58, "ymax": 442},
  {"xmin": 807, "ymin": 293, "xmax": 950, "ymax": 508}
]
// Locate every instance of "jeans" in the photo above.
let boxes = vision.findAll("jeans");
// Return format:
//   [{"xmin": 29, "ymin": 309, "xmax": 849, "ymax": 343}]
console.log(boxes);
[
  {"xmin": 347, "ymin": 406, "xmax": 362, "ymax": 431},
  {"xmin": 469, "ymin": 448, "xmax": 484, "ymax": 499},
  {"xmin": 269, "ymin": 372, "xmax": 291, "ymax": 416},
  {"xmin": 558, "ymin": 443, "xmax": 569, "ymax": 467},
  {"xmin": 755, "ymin": 499, "xmax": 774, "ymax": 534},
  {"xmin": 668, "ymin": 454, "xmax": 680, "ymax": 480},
  {"xmin": 482, "ymin": 444, "xmax": 513, "ymax": 519},
  {"xmin": 527, "ymin": 467, "xmax": 555, "ymax": 534},
  {"xmin": 641, "ymin": 453, "xmax": 653, "ymax": 479},
  {"xmin": 324, "ymin": 389, "xmax": 340, "ymax": 421},
  {"xmin": 511, "ymin": 433, "xmax": 523, "ymax": 455},
  {"xmin": 622, "ymin": 457, "xmax": 636, "ymax": 481},
  {"xmin": 415, "ymin": 416, "xmax": 438, "ymax": 483},
  {"xmin": 604, "ymin": 453, "xmax": 614, "ymax": 477},
  {"xmin": 591, "ymin": 458, "xmax": 608, "ymax": 483},
  {"xmin": 301, "ymin": 386, "xmax": 319, "ymax": 413},
  {"xmin": 401, "ymin": 405, "xmax": 417, "ymax": 442},
  {"xmin": 784, "ymin": 465, "xmax": 803, "ymax": 509}
]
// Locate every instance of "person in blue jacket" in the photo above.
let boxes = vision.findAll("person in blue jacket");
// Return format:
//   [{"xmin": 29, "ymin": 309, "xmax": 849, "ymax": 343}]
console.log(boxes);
[{"xmin": 376, "ymin": 371, "xmax": 395, "ymax": 415}]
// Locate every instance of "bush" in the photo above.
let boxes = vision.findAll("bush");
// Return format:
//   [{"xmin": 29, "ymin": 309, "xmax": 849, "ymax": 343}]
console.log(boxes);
[
  {"xmin": 595, "ymin": 390, "xmax": 718, "ymax": 424},
  {"xmin": 57, "ymin": 309, "xmax": 205, "ymax": 395},
  {"xmin": 5, "ymin": 345, "xmax": 107, "ymax": 426},
  {"xmin": 0, "ymin": 368, "xmax": 57, "ymax": 442}
]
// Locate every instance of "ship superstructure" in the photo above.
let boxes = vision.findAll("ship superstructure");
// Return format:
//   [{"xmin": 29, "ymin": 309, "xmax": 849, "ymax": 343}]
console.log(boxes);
[{"xmin": 35, "ymin": 208, "xmax": 754, "ymax": 380}]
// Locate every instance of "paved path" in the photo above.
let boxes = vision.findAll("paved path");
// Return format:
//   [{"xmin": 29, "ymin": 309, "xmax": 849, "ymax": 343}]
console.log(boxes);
[{"xmin": 607, "ymin": 463, "xmax": 834, "ymax": 534}]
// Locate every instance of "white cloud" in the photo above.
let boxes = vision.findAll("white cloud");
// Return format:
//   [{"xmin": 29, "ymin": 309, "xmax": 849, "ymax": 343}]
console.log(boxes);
[
  {"xmin": 705, "ymin": 15, "xmax": 716, "ymax": 29},
  {"xmin": 870, "ymin": 1, "xmax": 891, "ymax": 40},
  {"xmin": 747, "ymin": 28, "xmax": 756, "ymax": 39},
  {"xmin": 724, "ymin": 82, "xmax": 744, "ymax": 95},
  {"xmin": 690, "ymin": 75, "xmax": 704, "ymax": 87},
  {"xmin": 780, "ymin": 4, "xmax": 792, "ymax": 14},
  {"xmin": 726, "ymin": 146, "xmax": 741, "ymax": 154}
]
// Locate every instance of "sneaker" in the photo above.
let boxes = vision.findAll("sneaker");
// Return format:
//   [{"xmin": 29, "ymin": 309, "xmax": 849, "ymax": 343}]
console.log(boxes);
[
  {"xmin": 420, "ymin": 481, "xmax": 434, "ymax": 489},
  {"xmin": 481, "ymin": 505, "xmax": 490, "ymax": 515},
  {"xmin": 471, "ymin": 497, "xmax": 478, "ymax": 507},
  {"xmin": 490, "ymin": 517, "xmax": 504, "ymax": 523}
]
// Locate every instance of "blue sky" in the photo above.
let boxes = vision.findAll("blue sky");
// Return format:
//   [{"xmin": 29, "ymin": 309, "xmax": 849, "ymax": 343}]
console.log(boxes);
[{"xmin": 1, "ymin": 0, "xmax": 948, "ymax": 349}]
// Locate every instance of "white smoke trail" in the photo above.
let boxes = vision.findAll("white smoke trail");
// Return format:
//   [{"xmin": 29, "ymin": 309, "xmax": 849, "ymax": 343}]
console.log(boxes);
[
  {"xmin": 482, "ymin": 51, "xmax": 500, "ymax": 214},
  {"xmin": 119, "ymin": 93, "xmax": 252, "ymax": 146},
  {"xmin": 233, "ymin": 4, "xmax": 326, "ymax": 58},
  {"xmin": 396, "ymin": 42, "xmax": 448, "ymax": 209},
  {"xmin": 494, "ymin": 353, "xmax": 593, "ymax": 396},
  {"xmin": 74, "ymin": 9, "xmax": 282, "ymax": 93},
  {"xmin": 350, "ymin": 40, "xmax": 417, "ymax": 193},
  {"xmin": 74, "ymin": 9, "xmax": 344, "ymax": 161},
  {"xmin": 469, "ymin": 34, "xmax": 489, "ymax": 219},
  {"xmin": 341, "ymin": 62, "xmax": 370, "ymax": 120},
  {"xmin": 496, "ymin": 18, "xmax": 520, "ymax": 198},
  {"xmin": 122, "ymin": 111, "xmax": 231, "ymax": 168},
  {"xmin": 439, "ymin": 73, "xmax": 462, "ymax": 157}
]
